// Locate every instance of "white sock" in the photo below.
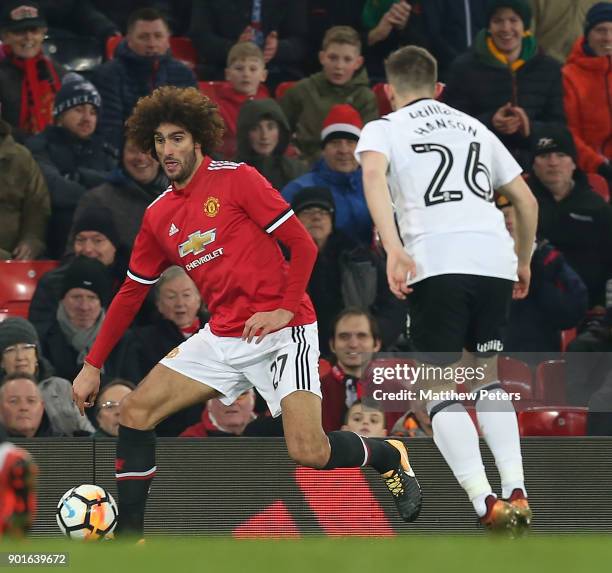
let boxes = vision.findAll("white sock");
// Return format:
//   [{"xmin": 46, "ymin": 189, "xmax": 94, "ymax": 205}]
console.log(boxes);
[
  {"xmin": 430, "ymin": 401, "xmax": 492, "ymax": 516},
  {"xmin": 476, "ymin": 385, "xmax": 527, "ymax": 499}
]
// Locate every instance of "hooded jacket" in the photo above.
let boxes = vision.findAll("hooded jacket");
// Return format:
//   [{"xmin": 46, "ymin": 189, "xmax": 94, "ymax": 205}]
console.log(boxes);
[
  {"xmin": 444, "ymin": 29, "xmax": 565, "ymax": 169},
  {"xmin": 279, "ymin": 67, "xmax": 379, "ymax": 164},
  {"xmin": 215, "ymin": 82, "xmax": 270, "ymax": 159},
  {"xmin": 563, "ymin": 37, "xmax": 612, "ymax": 173},
  {"xmin": 235, "ymin": 98, "xmax": 307, "ymax": 190},
  {"xmin": 91, "ymin": 40, "xmax": 197, "ymax": 149},
  {"xmin": 0, "ymin": 119, "xmax": 50, "ymax": 259}
]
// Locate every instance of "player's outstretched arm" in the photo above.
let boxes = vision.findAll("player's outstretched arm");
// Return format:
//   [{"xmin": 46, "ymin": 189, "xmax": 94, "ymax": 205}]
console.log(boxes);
[
  {"xmin": 71, "ymin": 277, "xmax": 152, "ymax": 413},
  {"xmin": 361, "ymin": 150, "xmax": 415, "ymax": 299},
  {"xmin": 497, "ymin": 175, "xmax": 539, "ymax": 299},
  {"xmin": 72, "ymin": 362, "xmax": 102, "ymax": 416}
]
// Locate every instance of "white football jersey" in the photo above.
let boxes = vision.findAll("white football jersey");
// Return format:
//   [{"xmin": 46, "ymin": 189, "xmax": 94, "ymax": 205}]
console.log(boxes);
[{"xmin": 355, "ymin": 98, "xmax": 521, "ymax": 284}]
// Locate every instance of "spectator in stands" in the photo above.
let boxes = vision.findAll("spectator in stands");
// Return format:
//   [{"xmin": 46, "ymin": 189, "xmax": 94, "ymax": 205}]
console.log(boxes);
[
  {"xmin": 40, "ymin": 256, "xmax": 138, "ymax": 383},
  {"xmin": 341, "ymin": 399, "xmax": 387, "ymax": 437},
  {"xmin": 443, "ymin": 0, "xmax": 565, "ymax": 169},
  {"xmin": 280, "ymin": 26, "xmax": 378, "ymax": 164},
  {"xmin": 91, "ymin": 7, "xmax": 197, "ymax": 150},
  {"xmin": 216, "ymin": 42, "xmax": 270, "ymax": 159},
  {"xmin": 362, "ymin": 0, "xmax": 430, "ymax": 82},
  {"xmin": 132, "ymin": 267, "xmax": 207, "ymax": 436},
  {"xmin": 28, "ymin": 208, "xmax": 130, "ymax": 339},
  {"xmin": 0, "ymin": 317, "xmax": 93, "ymax": 436},
  {"xmin": 0, "ymin": 1, "xmax": 65, "ymax": 142},
  {"xmin": 189, "ymin": 0, "xmax": 307, "ymax": 85},
  {"xmin": 92, "ymin": 379, "xmax": 135, "ymax": 438},
  {"xmin": 530, "ymin": 125, "xmax": 612, "ymax": 308},
  {"xmin": 390, "ymin": 404, "xmax": 433, "ymax": 438},
  {"xmin": 0, "ymin": 111, "xmax": 50, "ymax": 260},
  {"xmin": 422, "ymin": 0, "xmax": 488, "ymax": 78},
  {"xmin": 282, "ymin": 105, "xmax": 372, "ymax": 245},
  {"xmin": 180, "ymin": 390, "xmax": 257, "ymax": 437},
  {"xmin": 71, "ymin": 137, "xmax": 168, "ymax": 251},
  {"xmin": 26, "ymin": 73, "xmax": 117, "ymax": 259},
  {"xmin": 320, "ymin": 308, "xmax": 382, "ymax": 432},
  {"xmin": 562, "ymin": 3, "xmax": 612, "ymax": 186},
  {"xmin": 289, "ymin": 186, "xmax": 407, "ymax": 355},
  {"xmin": 305, "ymin": 0, "xmax": 366, "ymax": 75},
  {"xmin": 531, "ymin": 0, "xmax": 598, "ymax": 63},
  {"xmin": 235, "ymin": 98, "xmax": 306, "ymax": 189},
  {"xmin": 566, "ymin": 314, "xmax": 612, "ymax": 407},
  {"xmin": 0, "ymin": 373, "xmax": 64, "ymax": 437},
  {"xmin": 34, "ymin": 0, "xmax": 119, "ymax": 43},
  {"xmin": 496, "ymin": 195, "xmax": 588, "ymax": 353},
  {"xmin": 89, "ymin": 1, "xmax": 172, "ymax": 35}
]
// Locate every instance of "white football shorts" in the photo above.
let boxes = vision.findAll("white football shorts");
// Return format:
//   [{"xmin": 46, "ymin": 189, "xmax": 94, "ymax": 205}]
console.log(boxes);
[{"xmin": 159, "ymin": 322, "xmax": 321, "ymax": 417}]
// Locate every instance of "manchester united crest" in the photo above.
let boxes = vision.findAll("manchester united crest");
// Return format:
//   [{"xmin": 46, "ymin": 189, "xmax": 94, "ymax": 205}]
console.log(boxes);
[{"xmin": 204, "ymin": 196, "xmax": 220, "ymax": 217}]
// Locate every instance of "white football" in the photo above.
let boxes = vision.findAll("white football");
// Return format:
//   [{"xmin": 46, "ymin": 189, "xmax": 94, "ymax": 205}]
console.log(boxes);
[{"xmin": 56, "ymin": 484, "xmax": 118, "ymax": 540}]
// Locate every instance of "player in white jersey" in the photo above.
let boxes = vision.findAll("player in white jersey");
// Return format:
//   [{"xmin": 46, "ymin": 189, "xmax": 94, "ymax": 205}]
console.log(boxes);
[{"xmin": 355, "ymin": 46, "xmax": 538, "ymax": 535}]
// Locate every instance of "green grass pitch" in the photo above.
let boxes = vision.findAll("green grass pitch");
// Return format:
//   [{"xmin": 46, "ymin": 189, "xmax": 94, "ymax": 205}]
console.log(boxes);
[{"xmin": 1, "ymin": 536, "xmax": 611, "ymax": 573}]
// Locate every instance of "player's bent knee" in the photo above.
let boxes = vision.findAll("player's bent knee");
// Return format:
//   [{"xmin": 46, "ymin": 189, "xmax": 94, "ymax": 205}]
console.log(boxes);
[
  {"xmin": 286, "ymin": 436, "xmax": 329, "ymax": 469},
  {"xmin": 119, "ymin": 393, "xmax": 156, "ymax": 431}
]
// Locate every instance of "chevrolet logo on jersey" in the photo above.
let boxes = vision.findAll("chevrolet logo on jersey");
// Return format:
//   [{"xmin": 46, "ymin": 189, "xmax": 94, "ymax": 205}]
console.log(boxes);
[{"xmin": 178, "ymin": 229, "xmax": 216, "ymax": 257}]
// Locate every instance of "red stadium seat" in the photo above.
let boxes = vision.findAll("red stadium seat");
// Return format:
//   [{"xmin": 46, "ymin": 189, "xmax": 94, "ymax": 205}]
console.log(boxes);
[
  {"xmin": 498, "ymin": 356, "xmax": 533, "ymax": 399},
  {"xmin": 535, "ymin": 360, "xmax": 567, "ymax": 405},
  {"xmin": 169, "ymin": 36, "xmax": 198, "ymax": 70},
  {"xmin": 518, "ymin": 407, "xmax": 587, "ymax": 436},
  {"xmin": 0, "ymin": 260, "xmax": 60, "ymax": 318},
  {"xmin": 587, "ymin": 172, "xmax": 610, "ymax": 202},
  {"xmin": 106, "ymin": 36, "xmax": 198, "ymax": 70},
  {"xmin": 372, "ymin": 83, "xmax": 392, "ymax": 116},
  {"xmin": 561, "ymin": 328, "xmax": 577, "ymax": 352},
  {"xmin": 275, "ymin": 81, "xmax": 296, "ymax": 100},
  {"xmin": 105, "ymin": 35, "xmax": 121, "ymax": 59}
]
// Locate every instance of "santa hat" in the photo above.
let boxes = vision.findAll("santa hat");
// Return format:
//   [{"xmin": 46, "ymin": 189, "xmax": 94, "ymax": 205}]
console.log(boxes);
[{"xmin": 321, "ymin": 104, "xmax": 363, "ymax": 146}]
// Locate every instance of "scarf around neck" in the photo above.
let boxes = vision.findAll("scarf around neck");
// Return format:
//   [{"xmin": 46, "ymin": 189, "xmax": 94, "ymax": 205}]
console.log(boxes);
[
  {"xmin": 5, "ymin": 45, "xmax": 61, "ymax": 134},
  {"xmin": 474, "ymin": 28, "xmax": 537, "ymax": 72},
  {"xmin": 56, "ymin": 303, "xmax": 105, "ymax": 367}
]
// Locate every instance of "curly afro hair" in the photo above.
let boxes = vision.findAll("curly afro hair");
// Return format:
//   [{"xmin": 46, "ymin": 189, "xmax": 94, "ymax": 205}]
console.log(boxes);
[{"xmin": 125, "ymin": 86, "xmax": 225, "ymax": 157}]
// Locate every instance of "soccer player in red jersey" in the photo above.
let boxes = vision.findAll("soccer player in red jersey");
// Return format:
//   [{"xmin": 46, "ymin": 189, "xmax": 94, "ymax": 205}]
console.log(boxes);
[{"xmin": 72, "ymin": 86, "xmax": 422, "ymax": 537}]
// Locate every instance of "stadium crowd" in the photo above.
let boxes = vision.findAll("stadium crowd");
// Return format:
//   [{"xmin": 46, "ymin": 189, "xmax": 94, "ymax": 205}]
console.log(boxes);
[{"xmin": 1, "ymin": 0, "xmax": 612, "ymax": 441}]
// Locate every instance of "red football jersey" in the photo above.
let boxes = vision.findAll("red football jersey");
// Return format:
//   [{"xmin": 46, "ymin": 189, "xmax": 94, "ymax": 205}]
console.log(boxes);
[{"xmin": 127, "ymin": 158, "xmax": 316, "ymax": 336}]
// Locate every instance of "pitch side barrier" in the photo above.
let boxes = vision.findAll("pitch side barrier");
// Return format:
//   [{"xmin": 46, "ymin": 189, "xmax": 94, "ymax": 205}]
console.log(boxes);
[{"xmin": 16, "ymin": 437, "xmax": 612, "ymax": 537}]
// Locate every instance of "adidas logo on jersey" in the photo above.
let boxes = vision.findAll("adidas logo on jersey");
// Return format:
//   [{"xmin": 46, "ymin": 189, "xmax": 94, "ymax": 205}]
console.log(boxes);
[{"xmin": 169, "ymin": 223, "xmax": 179, "ymax": 236}]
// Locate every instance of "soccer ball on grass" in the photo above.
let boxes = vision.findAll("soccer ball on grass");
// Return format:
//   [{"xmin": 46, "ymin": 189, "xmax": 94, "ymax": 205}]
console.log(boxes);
[{"xmin": 56, "ymin": 484, "xmax": 118, "ymax": 540}]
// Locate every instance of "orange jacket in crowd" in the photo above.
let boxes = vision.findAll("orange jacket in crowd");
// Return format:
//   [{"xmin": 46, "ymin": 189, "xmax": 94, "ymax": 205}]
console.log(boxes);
[{"xmin": 562, "ymin": 37, "xmax": 612, "ymax": 173}]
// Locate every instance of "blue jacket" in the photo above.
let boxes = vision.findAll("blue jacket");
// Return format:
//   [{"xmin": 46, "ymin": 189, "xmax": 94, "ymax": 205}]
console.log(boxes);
[
  {"xmin": 281, "ymin": 159, "xmax": 372, "ymax": 245},
  {"xmin": 504, "ymin": 241, "xmax": 589, "ymax": 353},
  {"xmin": 91, "ymin": 40, "xmax": 197, "ymax": 149}
]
